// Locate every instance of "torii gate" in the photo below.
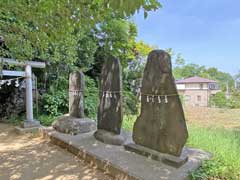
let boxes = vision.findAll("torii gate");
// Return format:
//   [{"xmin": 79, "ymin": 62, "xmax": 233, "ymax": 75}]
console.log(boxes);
[{"xmin": 1, "ymin": 58, "xmax": 46, "ymax": 128}]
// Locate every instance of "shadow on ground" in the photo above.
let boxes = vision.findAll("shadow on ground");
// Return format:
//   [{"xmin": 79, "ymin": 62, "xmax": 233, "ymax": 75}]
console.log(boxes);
[{"xmin": 0, "ymin": 123, "xmax": 113, "ymax": 180}]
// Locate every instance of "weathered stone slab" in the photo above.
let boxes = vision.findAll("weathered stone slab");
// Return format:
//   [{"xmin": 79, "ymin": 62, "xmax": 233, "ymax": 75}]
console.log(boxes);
[
  {"xmin": 95, "ymin": 56, "xmax": 124, "ymax": 145},
  {"xmin": 69, "ymin": 71, "xmax": 84, "ymax": 118},
  {"xmin": 52, "ymin": 115, "xmax": 96, "ymax": 135},
  {"xmin": 132, "ymin": 50, "xmax": 188, "ymax": 156}
]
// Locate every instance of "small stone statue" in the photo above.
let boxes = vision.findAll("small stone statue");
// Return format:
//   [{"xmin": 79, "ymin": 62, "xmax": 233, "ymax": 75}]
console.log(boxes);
[{"xmin": 52, "ymin": 71, "xmax": 96, "ymax": 135}]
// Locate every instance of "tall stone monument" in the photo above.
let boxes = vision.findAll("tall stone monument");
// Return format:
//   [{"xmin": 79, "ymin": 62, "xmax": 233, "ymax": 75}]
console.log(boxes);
[
  {"xmin": 52, "ymin": 71, "xmax": 96, "ymax": 135},
  {"xmin": 94, "ymin": 56, "xmax": 125, "ymax": 145},
  {"xmin": 69, "ymin": 71, "xmax": 85, "ymax": 118},
  {"xmin": 125, "ymin": 50, "xmax": 188, "ymax": 167}
]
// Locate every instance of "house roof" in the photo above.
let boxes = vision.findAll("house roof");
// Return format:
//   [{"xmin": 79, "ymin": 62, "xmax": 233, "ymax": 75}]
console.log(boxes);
[{"xmin": 176, "ymin": 76, "xmax": 217, "ymax": 84}]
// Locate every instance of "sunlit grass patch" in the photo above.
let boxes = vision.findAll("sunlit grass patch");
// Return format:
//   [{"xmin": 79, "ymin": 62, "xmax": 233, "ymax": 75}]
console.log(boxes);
[{"xmin": 188, "ymin": 124, "xmax": 240, "ymax": 179}]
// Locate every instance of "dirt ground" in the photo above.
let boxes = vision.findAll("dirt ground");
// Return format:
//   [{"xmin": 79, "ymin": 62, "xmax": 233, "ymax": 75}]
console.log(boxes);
[
  {"xmin": 0, "ymin": 123, "xmax": 113, "ymax": 180},
  {"xmin": 185, "ymin": 107, "xmax": 240, "ymax": 129}
]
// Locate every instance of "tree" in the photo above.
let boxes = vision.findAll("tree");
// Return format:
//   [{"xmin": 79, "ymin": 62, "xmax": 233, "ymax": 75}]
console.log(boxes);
[
  {"xmin": 209, "ymin": 92, "xmax": 227, "ymax": 108},
  {"xmin": 170, "ymin": 50, "xmax": 234, "ymax": 91},
  {"xmin": 175, "ymin": 53, "xmax": 185, "ymax": 66},
  {"xmin": 0, "ymin": 0, "xmax": 161, "ymax": 61},
  {"xmin": 0, "ymin": 0, "xmax": 163, "ymax": 118}
]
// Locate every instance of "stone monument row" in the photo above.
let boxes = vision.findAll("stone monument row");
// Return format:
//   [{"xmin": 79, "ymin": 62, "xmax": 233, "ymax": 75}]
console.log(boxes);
[
  {"xmin": 52, "ymin": 70, "xmax": 96, "ymax": 135},
  {"xmin": 43, "ymin": 51, "xmax": 211, "ymax": 179},
  {"xmin": 125, "ymin": 50, "xmax": 189, "ymax": 167},
  {"xmin": 94, "ymin": 56, "xmax": 125, "ymax": 145}
]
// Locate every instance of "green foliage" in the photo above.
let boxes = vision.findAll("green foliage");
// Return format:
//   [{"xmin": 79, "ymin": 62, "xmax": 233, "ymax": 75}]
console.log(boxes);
[
  {"xmin": 41, "ymin": 75, "xmax": 99, "ymax": 119},
  {"xmin": 123, "ymin": 90, "xmax": 139, "ymax": 115},
  {"xmin": 227, "ymin": 90, "xmax": 240, "ymax": 108},
  {"xmin": 41, "ymin": 71, "xmax": 69, "ymax": 117},
  {"xmin": 210, "ymin": 92, "xmax": 227, "ymax": 108},
  {"xmin": 188, "ymin": 125, "xmax": 240, "ymax": 179},
  {"xmin": 0, "ymin": 0, "xmax": 163, "ymax": 119},
  {"xmin": 84, "ymin": 76, "xmax": 99, "ymax": 119},
  {"xmin": 7, "ymin": 114, "xmax": 24, "ymax": 125},
  {"xmin": 97, "ymin": 19, "xmax": 137, "ymax": 67},
  {"xmin": 173, "ymin": 63, "xmax": 205, "ymax": 79},
  {"xmin": 105, "ymin": 0, "xmax": 161, "ymax": 18},
  {"xmin": 0, "ymin": 0, "xmax": 161, "ymax": 62},
  {"xmin": 171, "ymin": 51, "xmax": 234, "ymax": 91},
  {"xmin": 123, "ymin": 114, "xmax": 137, "ymax": 131},
  {"xmin": 38, "ymin": 114, "xmax": 55, "ymax": 126},
  {"xmin": 42, "ymin": 89, "xmax": 68, "ymax": 117},
  {"xmin": 134, "ymin": 40, "xmax": 156, "ymax": 58}
]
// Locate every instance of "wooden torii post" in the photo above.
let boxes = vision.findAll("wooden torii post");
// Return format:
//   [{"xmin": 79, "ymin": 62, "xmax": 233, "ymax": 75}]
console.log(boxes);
[{"xmin": 1, "ymin": 58, "xmax": 46, "ymax": 128}]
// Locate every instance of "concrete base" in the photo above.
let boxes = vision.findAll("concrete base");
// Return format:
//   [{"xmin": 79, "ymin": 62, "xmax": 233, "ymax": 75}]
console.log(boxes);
[
  {"xmin": 125, "ymin": 143, "xmax": 188, "ymax": 168},
  {"xmin": 94, "ymin": 129, "xmax": 126, "ymax": 145},
  {"xmin": 15, "ymin": 126, "xmax": 41, "ymax": 134},
  {"xmin": 41, "ymin": 128, "xmax": 212, "ymax": 180},
  {"xmin": 21, "ymin": 120, "xmax": 40, "ymax": 128}
]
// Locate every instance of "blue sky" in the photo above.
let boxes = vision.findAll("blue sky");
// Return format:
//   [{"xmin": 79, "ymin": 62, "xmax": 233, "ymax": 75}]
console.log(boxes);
[{"xmin": 133, "ymin": 0, "xmax": 240, "ymax": 75}]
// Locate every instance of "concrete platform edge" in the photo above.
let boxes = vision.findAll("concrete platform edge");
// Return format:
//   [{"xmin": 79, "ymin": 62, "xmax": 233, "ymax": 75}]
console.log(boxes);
[
  {"xmin": 40, "ymin": 127, "xmax": 139, "ymax": 180},
  {"xmin": 40, "ymin": 127, "xmax": 212, "ymax": 180}
]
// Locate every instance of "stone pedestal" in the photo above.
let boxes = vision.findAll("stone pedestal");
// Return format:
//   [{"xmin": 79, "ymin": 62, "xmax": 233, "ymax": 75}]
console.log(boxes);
[
  {"xmin": 52, "ymin": 115, "xmax": 96, "ymax": 135},
  {"xmin": 94, "ymin": 129, "xmax": 125, "ymax": 145},
  {"xmin": 125, "ymin": 143, "xmax": 188, "ymax": 168},
  {"xmin": 21, "ymin": 120, "xmax": 40, "ymax": 128},
  {"xmin": 15, "ymin": 120, "xmax": 41, "ymax": 134}
]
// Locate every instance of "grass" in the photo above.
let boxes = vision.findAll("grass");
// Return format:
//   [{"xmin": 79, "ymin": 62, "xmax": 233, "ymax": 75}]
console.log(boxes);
[
  {"xmin": 188, "ymin": 124, "xmax": 240, "ymax": 180},
  {"xmin": 123, "ymin": 113, "xmax": 240, "ymax": 180}
]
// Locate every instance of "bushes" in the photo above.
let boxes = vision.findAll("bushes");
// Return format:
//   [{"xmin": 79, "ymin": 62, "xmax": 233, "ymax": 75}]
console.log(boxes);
[
  {"xmin": 210, "ymin": 91, "xmax": 240, "ymax": 109},
  {"xmin": 38, "ymin": 115, "xmax": 55, "ymax": 126},
  {"xmin": 210, "ymin": 92, "xmax": 227, "ymax": 108},
  {"xmin": 84, "ymin": 76, "xmax": 99, "ymax": 119},
  {"xmin": 123, "ymin": 90, "xmax": 139, "ymax": 115},
  {"xmin": 42, "ymin": 88, "xmax": 68, "ymax": 117},
  {"xmin": 228, "ymin": 90, "xmax": 240, "ymax": 108}
]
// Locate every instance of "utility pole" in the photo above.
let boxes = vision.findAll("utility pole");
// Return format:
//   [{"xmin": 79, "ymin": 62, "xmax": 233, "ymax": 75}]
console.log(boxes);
[{"xmin": 226, "ymin": 81, "xmax": 230, "ymax": 99}]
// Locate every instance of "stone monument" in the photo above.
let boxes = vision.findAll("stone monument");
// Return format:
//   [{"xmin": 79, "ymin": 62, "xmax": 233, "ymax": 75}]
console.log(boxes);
[
  {"xmin": 94, "ymin": 56, "xmax": 125, "ymax": 145},
  {"xmin": 125, "ymin": 50, "xmax": 188, "ymax": 167},
  {"xmin": 52, "ymin": 71, "xmax": 96, "ymax": 135}
]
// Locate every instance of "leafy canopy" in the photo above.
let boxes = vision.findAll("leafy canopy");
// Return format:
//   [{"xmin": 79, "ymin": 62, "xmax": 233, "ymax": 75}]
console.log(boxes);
[{"xmin": 0, "ymin": 0, "xmax": 161, "ymax": 63}]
